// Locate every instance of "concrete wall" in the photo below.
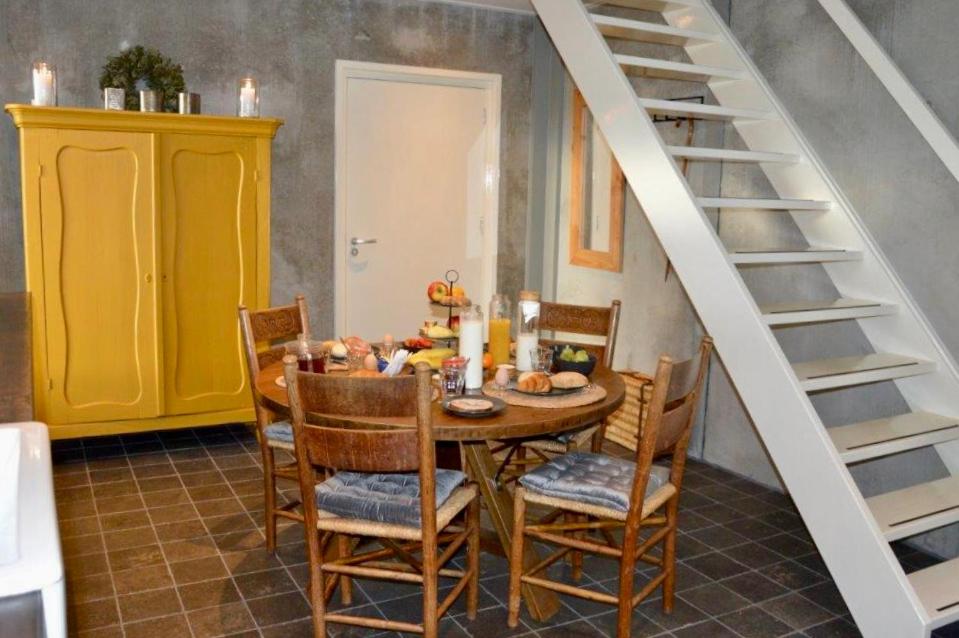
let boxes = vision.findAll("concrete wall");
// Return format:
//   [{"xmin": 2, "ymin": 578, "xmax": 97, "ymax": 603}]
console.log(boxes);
[{"xmin": 0, "ymin": 0, "xmax": 534, "ymax": 336}]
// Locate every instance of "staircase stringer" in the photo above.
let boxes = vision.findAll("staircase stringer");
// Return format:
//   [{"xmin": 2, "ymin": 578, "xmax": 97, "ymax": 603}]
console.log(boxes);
[
  {"xmin": 670, "ymin": 1, "xmax": 959, "ymax": 478},
  {"xmin": 530, "ymin": 1, "xmax": 926, "ymax": 636}
]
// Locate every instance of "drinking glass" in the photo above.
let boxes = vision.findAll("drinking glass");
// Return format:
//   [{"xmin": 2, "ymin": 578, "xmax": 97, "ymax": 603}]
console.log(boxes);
[
  {"xmin": 440, "ymin": 359, "xmax": 467, "ymax": 399},
  {"xmin": 531, "ymin": 345, "xmax": 554, "ymax": 374}
]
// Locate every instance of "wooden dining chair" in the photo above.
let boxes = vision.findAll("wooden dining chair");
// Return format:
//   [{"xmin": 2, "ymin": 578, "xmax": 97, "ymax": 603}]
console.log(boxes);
[
  {"xmin": 493, "ymin": 299, "xmax": 622, "ymax": 484},
  {"xmin": 507, "ymin": 336, "xmax": 713, "ymax": 638},
  {"xmin": 238, "ymin": 295, "xmax": 311, "ymax": 552},
  {"xmin": 283, "ymin": 357, "xmax": 480, "ymax": 638}
]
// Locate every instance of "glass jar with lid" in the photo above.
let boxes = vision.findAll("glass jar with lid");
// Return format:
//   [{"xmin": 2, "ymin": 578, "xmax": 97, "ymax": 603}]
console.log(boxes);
[{"xmin": 515, "ymin": 290, "xmax": 540, "ymax": 372}]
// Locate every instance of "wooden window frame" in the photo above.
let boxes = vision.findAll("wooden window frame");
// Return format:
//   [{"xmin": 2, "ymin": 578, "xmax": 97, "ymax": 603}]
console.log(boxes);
[{"xmin": 569, "ymin": 89, "xmax": 625, "ymax": 273}]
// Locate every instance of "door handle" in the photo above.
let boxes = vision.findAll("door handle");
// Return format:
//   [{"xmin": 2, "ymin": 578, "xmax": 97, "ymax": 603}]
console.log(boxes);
[{"xmin": 350, "ymin": 237, "xmax": 378, "ymax": 246}]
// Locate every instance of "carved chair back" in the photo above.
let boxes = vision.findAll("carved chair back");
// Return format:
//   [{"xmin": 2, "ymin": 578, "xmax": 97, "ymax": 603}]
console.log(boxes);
[
  {"xmin": 283, "ymin": 358, "xmax": 440, "ymax": 532},
  {"xmin": 539, "ymin": 300, "xmax": 622, "ymax": 368},
  {"xmin": 238, "ymin": 295, "xmax": 310, "ymax": 424}
]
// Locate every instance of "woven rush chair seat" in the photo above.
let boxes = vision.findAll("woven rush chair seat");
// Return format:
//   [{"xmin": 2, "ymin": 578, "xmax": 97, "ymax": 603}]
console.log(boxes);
[
  {"xmin": 520, "ymin": 426, "xmax": 598, "ymax": 454},
  {"xmin": 315, "ymin": 469, "xmax": 467, "ymax": 527},
  {"xmin": 264, "ymin": 421, "xmax": 294, "ymax": 449},
  {"xmin": 519, "ymin": 453, "xmax": 672, "ymax": 518}
]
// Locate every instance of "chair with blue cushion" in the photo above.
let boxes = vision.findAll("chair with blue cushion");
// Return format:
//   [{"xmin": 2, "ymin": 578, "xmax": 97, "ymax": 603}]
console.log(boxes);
[
  {"xmin": 493, "ymin": 299, "xmax": 621, "ymax": 486},
  {"xmin": 507, "ymin": 336, "xmax": 713, "ymax": 638},
  {"xmin": 239, "ymin": 295, "xmax": 311, "ymax": 552},
  {"xmin": 283, "ymin": 357, "xmax": 480, "ymax": 638}
]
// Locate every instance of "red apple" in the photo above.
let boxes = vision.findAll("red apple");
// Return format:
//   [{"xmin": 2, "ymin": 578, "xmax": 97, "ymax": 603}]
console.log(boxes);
[
  {"xmin": 427, "ymin": 280, "xmax": 449, "ymax": 302},
  {"xmin": 448, "ymin": 315, "xmax": 461, "ymax": 332}
]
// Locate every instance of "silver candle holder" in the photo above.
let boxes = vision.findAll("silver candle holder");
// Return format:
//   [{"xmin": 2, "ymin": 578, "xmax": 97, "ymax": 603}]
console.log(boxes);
[
  {"xmin": 177, "ymin": 92, "xmax": 201, "ymax": 114},
  {"xmin": 103, "ymin": 88, "xmax": 125, "ymax": 110},
  {"xmin": 139, "ymin": 90, "xmax": 160, "ymax": 112}
]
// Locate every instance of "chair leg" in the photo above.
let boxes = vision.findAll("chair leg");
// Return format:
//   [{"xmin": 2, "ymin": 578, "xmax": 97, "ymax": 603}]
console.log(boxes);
[
  {"xmin": 566, "ymin": 512, "xmax": 583, "ymax": 582},
  {"xmin": 617, "ymin": 535, "xmax": 637, "ymax": 638},
  {"xmin": 261, "ymin": 443, "xmax": 278, "ymax": 553},
  {"xmin": 507, "ymin": 487, "xmax": 527, "ymax": 628},
  {"xmin": 466, "ymin": 493, "xmax": 480, "ymax": 620},
  {"xmin": 422, "ymin": 553, "xmax": 439, "ymax": 638},
  {"xmin": 338, "ymin": 534, "xmax": 353, "ymax": 607},
  {"xmin": 309, "ymin": 553, "xmax": 326, "ymax": 638},
  {"xmin": 662, "ymin": 502, "xmax": 679, "ymax": 613}
]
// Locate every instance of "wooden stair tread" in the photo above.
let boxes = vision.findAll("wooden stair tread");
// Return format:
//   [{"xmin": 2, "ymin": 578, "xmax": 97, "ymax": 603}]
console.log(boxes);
[
  {"xmin": 616, "ymin": 55, "xmax": 745, "ymax": 83},
  {"xmin": 831, "ymin": 412, "xmax": 959, "ymax": 463},
  {"xmin": 760, "ymin": 298, "xmax": 896, "ymax": 326},
  {"xmin": 667, "ymin": 146, "xmax": 798, "ymax": 163},
  {"xmin": 699, "ymin": 197, "xmax": 831, "ymax": 210},
  {"xmin": 592, "ymin": 14, "xmax": 720, "ymax": 46},
  {"xmin": 597, "ymin": 0, "xmax": 702, "ymax": 12},
  {"xmin": 729, "ymin": 248, "xmax": 861, "ymax": 264},
  {"xmin": 640, "ymin": 98, "xmax": 771, "ymax": 121},
  {"xmin": 867, "ymin": 475, "xmax": 959, "ymax": 541},
  {"xmin": 908, "ymin": 557, "xmax": 959, "ymax": 623},
  {"xmin": 792, "ymin": 353, "xmax": 935, "ymax": 392}
]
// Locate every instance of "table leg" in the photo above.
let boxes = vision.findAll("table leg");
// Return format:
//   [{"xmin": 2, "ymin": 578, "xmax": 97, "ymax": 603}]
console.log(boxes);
[{"xmin": 461, "ymin": 441, "xmax": 561, "ymax": 623}]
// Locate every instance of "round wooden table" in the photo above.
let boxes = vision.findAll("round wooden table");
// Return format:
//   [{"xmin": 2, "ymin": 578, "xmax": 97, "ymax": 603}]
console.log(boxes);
[{"xmin": 255, "ymin": 361, "xmax": 626, "ymax": 623}]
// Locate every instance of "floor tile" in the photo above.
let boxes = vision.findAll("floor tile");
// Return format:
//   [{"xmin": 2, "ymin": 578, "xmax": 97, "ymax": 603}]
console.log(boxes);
[
  {"xmin": 117, "ymin": 587, "xmax": 182, "ymax": 623},
  {"xmin": 717, "ymin": 605, "xmax": 792, "ymax": 638}
]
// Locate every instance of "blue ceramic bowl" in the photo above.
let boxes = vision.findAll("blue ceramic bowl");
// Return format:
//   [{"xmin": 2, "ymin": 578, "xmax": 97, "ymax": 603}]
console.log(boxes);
[{"xmin": 551, "ymin": 345, "xmax": 597, "ymax": 376}]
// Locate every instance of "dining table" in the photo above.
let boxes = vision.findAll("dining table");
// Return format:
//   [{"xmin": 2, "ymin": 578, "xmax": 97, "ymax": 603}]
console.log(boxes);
[{"xmin": 255, "ymin": 360, "xmax": 626, "ymax": 622}]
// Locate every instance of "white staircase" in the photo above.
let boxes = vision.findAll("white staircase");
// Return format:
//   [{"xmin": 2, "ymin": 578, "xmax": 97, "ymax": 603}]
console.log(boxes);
[{"xmin": 532, "ymin": 1, "xmax": 959, "ymax": 636}]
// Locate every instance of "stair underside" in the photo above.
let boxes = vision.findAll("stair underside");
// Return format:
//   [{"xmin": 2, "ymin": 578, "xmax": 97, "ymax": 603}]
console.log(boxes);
[
  {"xmin": 668, "ymin": 146, "xmax": 799, "ymax": 164},
  {"xmin": 699, "ymin": 197, "xmax": 831, "ymax": 210},
  {"xmin": 616, "ymin": 54, "xmax": 746, "ymax": 82},
  {"xmin": 792, "ymin": 353, "xmax": 935, "ymax": 392},
  {"xmin": 640, "ymin": 98, "xmax": 771, "ymax": 121},
  {"xmin": 730, "ymin": 248, "xmax": 861, "ymax": 264},
  {"xmin": 596, "ymin": 0, "xmax": 703, "ymax": 11},
  {"xmin": 909, "ymin": 557, "xmax": 959, "ymax": 628},
  {"xmin": 831, "ymin": 412, "xmax": 959, "ymax": 464},
  {"xmin": 760, "ymin": 298, "xmax": 896, "ymax": 326},
  {"xmin": 592, "ymin": 14, "xmax": 720, "ymax": 46},
  {"xmin": 868, "ymin": 475, "xmax": 959, "ymax": 541}
]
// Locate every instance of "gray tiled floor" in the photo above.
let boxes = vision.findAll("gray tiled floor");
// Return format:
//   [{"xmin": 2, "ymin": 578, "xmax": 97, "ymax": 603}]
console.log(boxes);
[{"xmin": 52, "ymin": 425, "xmax": 944, "ymax": 637}]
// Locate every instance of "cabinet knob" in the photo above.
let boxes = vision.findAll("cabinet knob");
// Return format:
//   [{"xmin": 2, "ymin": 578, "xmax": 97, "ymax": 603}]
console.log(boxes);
[{"xmin": 145, "ymin": 273, "xmax": 153, "ymax": 283}]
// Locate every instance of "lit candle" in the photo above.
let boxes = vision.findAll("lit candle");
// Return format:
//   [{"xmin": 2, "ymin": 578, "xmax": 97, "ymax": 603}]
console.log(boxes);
[
  {"xmin": 32, "ymin": 62, "xmax": 56, "ymax": 107},
  {"xmin": 238, "ymin": 78, "xmax": 258, "ymax": 118}
]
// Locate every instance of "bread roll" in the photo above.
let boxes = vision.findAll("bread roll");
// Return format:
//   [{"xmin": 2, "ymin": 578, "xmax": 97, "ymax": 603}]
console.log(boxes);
[
  {"xmin": 517, "ymin": 371, "xmax": 552, "ymax": 393},
  {"xmin": 550, "ymin": 371, "xmax": 588, "ymax": 389}
]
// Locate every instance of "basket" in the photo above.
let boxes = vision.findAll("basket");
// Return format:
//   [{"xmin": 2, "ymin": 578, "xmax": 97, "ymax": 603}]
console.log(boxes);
[{"xmin": 604, "ymin": 371, "xmax": 654, "ymax": 452}]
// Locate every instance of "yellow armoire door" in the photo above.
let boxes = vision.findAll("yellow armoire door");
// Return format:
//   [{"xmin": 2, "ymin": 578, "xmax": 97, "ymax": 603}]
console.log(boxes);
[
  {"xmin": 159, "ymin": 133, "xmax": 257, "ymax": 415},
  {"xmin": 37, "ymin": 129, "xmax": 161, "ymax": 423}
]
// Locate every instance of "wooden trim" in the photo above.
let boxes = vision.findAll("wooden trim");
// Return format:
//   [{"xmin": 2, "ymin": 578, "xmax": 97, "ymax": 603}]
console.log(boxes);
[
  {"xmin": 568, "ymin": 89, "xmax": 624, "ymax": 273},
  {"xmin": 5, "ymin": 104, "xmax": 283, "ymax": 138}
]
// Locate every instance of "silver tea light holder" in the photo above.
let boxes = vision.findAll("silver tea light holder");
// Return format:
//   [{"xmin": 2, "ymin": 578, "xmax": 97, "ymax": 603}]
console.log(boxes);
[
  {"xmin": 139, "ymin": 89, "xmax": 160, "ymax": 112},
  {"xmin": 177, "ymin": 92, "xmax": 201, "ymax": 114},
  {"xmin": 103, "ymin": 88, "xmax": 125, "ymax": 110}
]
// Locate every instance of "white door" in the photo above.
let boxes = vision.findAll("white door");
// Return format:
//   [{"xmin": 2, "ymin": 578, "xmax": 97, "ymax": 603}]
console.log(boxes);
[{"xmin": 335, "ymin": 61, "xmax": 501, "ymax": 341}]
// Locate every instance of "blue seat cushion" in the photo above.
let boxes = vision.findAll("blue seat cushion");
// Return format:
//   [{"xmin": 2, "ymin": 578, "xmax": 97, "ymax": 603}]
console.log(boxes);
[
  {"xmin": 315, "ymin": 469, "xmax": 466, "ymax": 527},
  {"xmin": 264, "ymin": 422, "xmax": 293, "ymax": 444},
  {"xmin": 519, "ymin": 452, "xmax": 670, "ymax": 513}
]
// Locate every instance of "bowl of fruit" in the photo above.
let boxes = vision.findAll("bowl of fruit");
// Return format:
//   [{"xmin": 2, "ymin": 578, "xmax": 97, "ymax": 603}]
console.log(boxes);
[{"xmin": 553, "ymin": 344, "xmax": 597, "ymax": 377}]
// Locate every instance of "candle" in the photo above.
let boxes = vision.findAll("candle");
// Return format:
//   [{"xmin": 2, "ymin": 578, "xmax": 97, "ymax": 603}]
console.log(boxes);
[
  {"xmin": 32, "ymin": 63, "xmax": 56, "ymax": 107},
  {"xmin": 238, "ymin": 78, "xmax": 258, "ymax": 118}
]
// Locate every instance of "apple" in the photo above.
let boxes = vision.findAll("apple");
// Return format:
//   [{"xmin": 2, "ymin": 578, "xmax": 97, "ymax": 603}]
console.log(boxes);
[
  {"xmin": 427, "ymin": 280, "xmax": 449, "ymax": 302},
  {"xmin": 448, "ymin": 315, "xmax": 461, "ymax": 332}
]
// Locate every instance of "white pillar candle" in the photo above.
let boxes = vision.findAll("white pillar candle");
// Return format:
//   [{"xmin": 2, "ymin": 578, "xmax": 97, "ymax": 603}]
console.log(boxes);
[
  {"xmin": 458, "ymin": 306, "xmax": 485, "ymax": 390},
  {"xmin": 238, "ymin": 78, "xmax": 258, "ymax": 117},
  {"xmin": 32, "ymin": 63, "xmax": 56, "ymax": 106}
]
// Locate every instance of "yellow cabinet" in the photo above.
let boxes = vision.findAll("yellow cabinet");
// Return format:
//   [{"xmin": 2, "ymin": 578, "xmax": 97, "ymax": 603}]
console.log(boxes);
[{"xmin": 6, "ymin": 105, "xmax": 282, "ymax": 438}]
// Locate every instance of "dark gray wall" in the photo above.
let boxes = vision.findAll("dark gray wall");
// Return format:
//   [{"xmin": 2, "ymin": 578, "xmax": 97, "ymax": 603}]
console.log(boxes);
[{"xmin": 0, "ymin": 0, "xmax": 534, "ymax": 336}]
